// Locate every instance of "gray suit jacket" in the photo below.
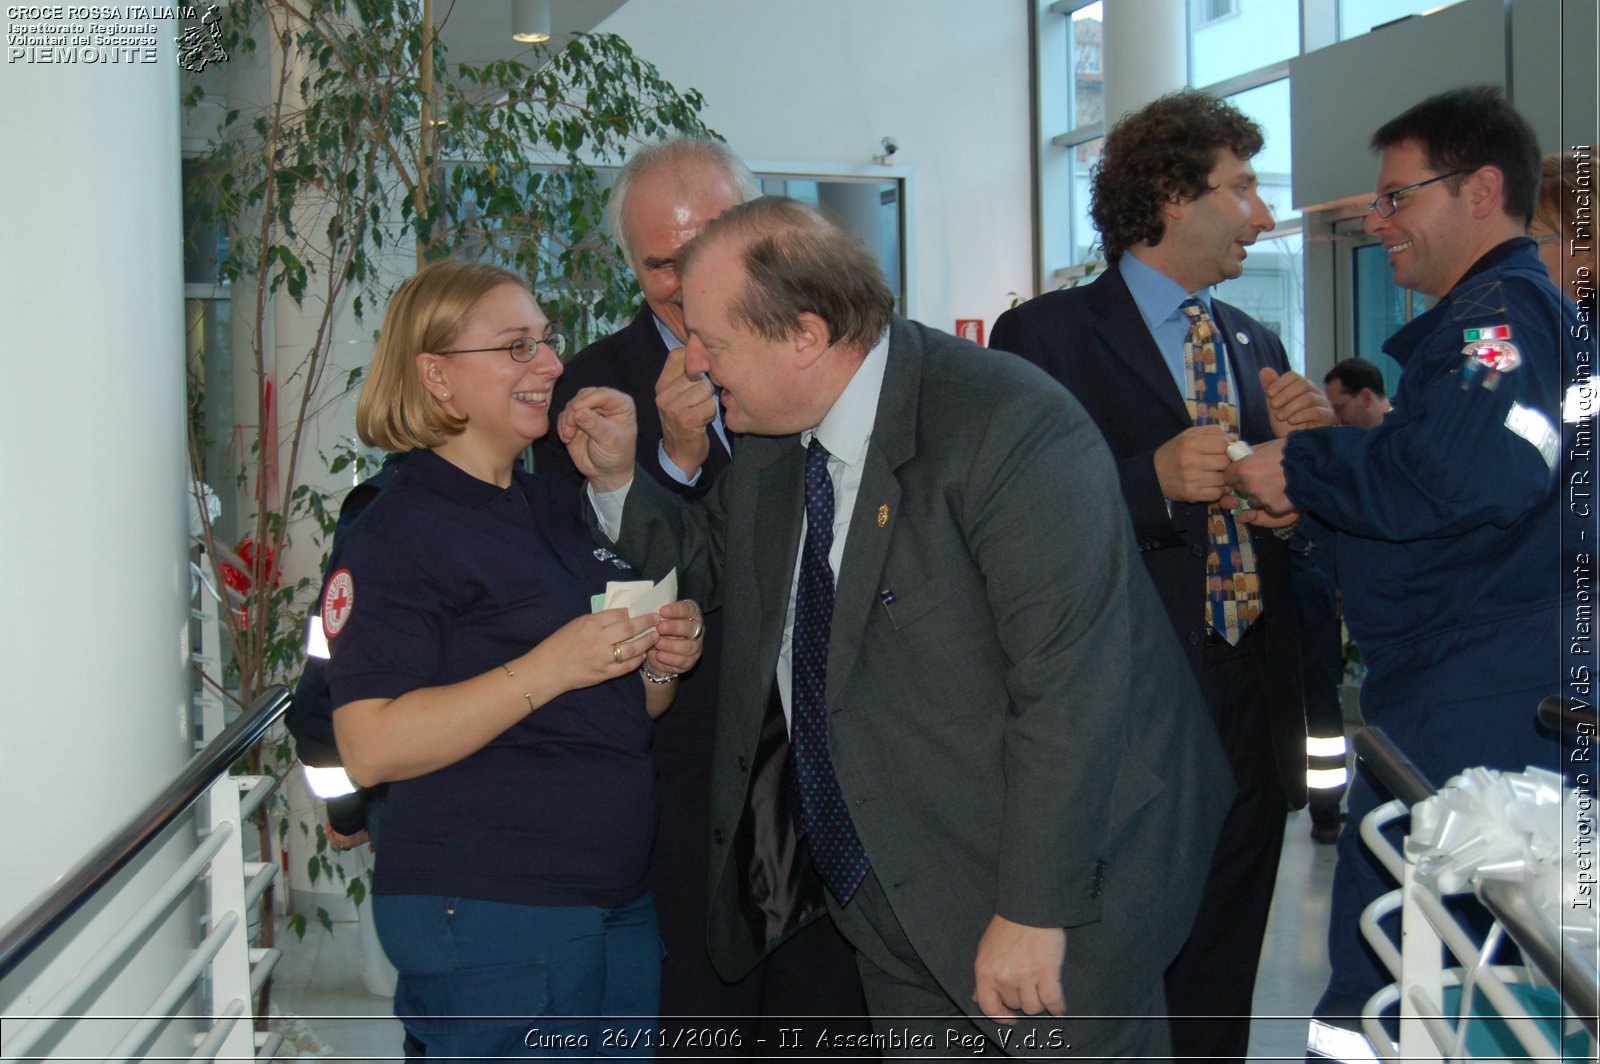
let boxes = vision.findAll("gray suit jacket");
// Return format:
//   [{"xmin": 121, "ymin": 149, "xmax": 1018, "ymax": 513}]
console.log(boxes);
[{"xmin": 610, "ymin": 317, "xmax": 1233, "ymax": 1023}]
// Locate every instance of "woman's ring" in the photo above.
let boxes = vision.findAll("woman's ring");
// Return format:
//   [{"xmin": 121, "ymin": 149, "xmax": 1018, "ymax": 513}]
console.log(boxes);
[
  {"xmin": 690, "ymin": 618, "xmax": 705, "ymax": 641},
  {"xmin": 611, "ymin": 642, "xmax": 625, "ymax": 665}
]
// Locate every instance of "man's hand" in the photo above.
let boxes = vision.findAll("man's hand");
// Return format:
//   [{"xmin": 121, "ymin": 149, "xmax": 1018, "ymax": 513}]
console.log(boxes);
[
  {"xmin": 1260, "ymin": 367, "xmax": 1336, "ymax": 437},
  {"xmin": 558, "ymin": 387, "xmax": 638, "ymax": 492},
  {"xmin": 1154, "ymin": 425, "xmax": 1233, "ymax": 503},
  {"xmin": 971, "ymin": 915, "xmax": 1066, "ymax": 1025},
  {"xmin": 1225, "ymin": 437, "xmax": 1295, "ymax": 516},
  {"xmin": 325, "ymin": 822, "xmax": 369, "ymax": 851},
  {"xmin": 655, "ymin": 348, "xmax": 717, "ymax": 478}
]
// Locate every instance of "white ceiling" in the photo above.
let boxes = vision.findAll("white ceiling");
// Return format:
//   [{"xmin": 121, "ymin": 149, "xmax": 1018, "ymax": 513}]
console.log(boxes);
[{"xmin": 430, "ymin": 0, "xmax": 629, "ymax": 67}]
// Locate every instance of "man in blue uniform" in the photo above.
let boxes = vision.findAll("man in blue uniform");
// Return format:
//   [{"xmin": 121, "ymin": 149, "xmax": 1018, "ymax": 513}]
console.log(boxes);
[{"xmin": 1228, "ymin": 86, "xmax": 1579, "ymax": 1053}]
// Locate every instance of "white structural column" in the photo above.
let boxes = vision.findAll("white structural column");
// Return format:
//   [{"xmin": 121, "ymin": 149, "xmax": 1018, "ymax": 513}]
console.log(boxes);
[
  {"xmin": 1102, "ymin": 0, "xmax": 1189, "ymax": 128},
  {"xmin": 0, "ymin": 20, "xmax": 197, "ymax": 1058}
]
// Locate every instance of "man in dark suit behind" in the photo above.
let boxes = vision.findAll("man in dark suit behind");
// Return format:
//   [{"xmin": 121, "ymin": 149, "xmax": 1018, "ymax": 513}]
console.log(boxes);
[
  {"xmin": 559, "ymin": 196, "xmax": 1234, "ymax": 1058},
  {"xmin": 990, "ymin": 90, "xmax": 1334, "ymax": 1062},
  {"xmin": 533, "ymin": 139, "xmax": 867, "ymax": 1052}
]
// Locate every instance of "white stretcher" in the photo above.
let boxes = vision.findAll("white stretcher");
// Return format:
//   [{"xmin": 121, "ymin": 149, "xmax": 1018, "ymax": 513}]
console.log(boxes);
[{"xmin": 1350, "ymin": 725, "xmax": 1598, "ymax": 1063}]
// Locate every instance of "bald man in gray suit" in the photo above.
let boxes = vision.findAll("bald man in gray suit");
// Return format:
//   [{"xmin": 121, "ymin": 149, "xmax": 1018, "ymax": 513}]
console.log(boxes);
[{"xmin": 561, "ymin": 197, "xmax": 1232, "ymax": 1058}]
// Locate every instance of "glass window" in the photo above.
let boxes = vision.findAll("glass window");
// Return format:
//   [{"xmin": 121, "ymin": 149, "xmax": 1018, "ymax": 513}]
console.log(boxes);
[
  {"xmin": 185, "ymin": 295, "xmax": 238, "ymax": 545},
  {"xmin": 1066, "ymin": 2, "xmax": 1104, "ymax": 129},
  {"xmin": 1193, "ymin": 0, "xmax": 1240, "ymax": 29},
  {"xmin": 760, "ymin": 176, "xmax": 906, "ymax": 309},
  {"xmin": 1339, "ymin": 0, "xmax": 1461, "ymax": 40},
  {"xmin": 1068, "ymin": 136, "xmax": 1104, "ymax": 267},
  {"xmin": 1226, "ymin": 80, "xmax": 1292, "ymax": 221},
  {"xmin": 1190, "ymin": 0, "xmax": 1297, "ymax": 89},
  {"xmin": 1351, "ymin": 242, "xmax": 1410, "ymax": 391},
  {"xmin": 182, "ymin": 157, "xmax": 228, "ymax": 286},
  {"xmin": 1213, "ymin": 79, "xmax": 1302, "ymax": 369},
  {"xmin": 1215, "ymin": 230, "xmax": 1305, "ymax": 372}
]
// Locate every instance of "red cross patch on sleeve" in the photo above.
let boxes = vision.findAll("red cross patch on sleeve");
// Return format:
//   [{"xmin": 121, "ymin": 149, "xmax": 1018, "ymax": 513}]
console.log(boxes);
[{"xmin": 322, "ymin": 569, "xmax": 355, "ymax": 638}]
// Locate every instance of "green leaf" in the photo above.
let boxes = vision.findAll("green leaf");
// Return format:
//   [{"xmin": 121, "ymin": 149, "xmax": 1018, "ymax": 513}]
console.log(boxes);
[{"xmin": 182, "ymin": 0, "xmax": 713, "ymax": 699}]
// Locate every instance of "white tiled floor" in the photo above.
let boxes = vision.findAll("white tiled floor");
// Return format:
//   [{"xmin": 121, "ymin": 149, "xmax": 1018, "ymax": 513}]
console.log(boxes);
[
  {"xmin": 266, "ymin": 914, "xmax": 406, "ymax": 1060},
  {"xmin": 1246, "ymin": 809, "xmax": 1340, "ymax": 1060},
  {"xmin": 268, "ymin": 809, "xmax": 1338, "ymax": 1060}
]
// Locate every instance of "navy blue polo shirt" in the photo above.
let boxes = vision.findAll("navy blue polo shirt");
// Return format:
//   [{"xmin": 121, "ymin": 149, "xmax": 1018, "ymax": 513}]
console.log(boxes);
[{"xmin": 325, "ymin": 449, "xmax": 656, "ymax": 908}]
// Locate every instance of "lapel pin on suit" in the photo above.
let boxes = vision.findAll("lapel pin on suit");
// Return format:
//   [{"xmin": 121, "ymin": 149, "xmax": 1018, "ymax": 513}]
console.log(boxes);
[
  {"xmin": 1234, "ymin": 331, "xmax": 1251, "ymax": 345},
  {"xmin": 877, "ymin": 504, "xmax": 889, "ymax": 528}
]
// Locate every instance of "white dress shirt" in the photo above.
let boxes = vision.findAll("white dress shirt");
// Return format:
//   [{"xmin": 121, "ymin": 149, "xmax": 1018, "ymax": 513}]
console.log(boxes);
[{"xmin": 774, "ymin": 331, "xmax": 890, "ymax": 725}]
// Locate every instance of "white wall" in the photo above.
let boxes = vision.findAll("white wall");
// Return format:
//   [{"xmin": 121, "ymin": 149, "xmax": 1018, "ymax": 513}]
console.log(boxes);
[
  {"xmin": 0, "ymin": 21, "xmax": 201, "ymax": 1058},
  {"xmin": 597, "ymin": 0, "xmax": 1035, "ymax": 335}
]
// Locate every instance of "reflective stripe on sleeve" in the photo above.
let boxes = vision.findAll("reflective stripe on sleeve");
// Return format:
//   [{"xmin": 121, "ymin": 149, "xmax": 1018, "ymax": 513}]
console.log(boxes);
[
  {"xmin": 1504, "ymin": 401, "xmax": 1558, "ymax": 472},
  {"xmin": 1306, "ymin": 1019, "xmax": 1382, "ymax": 1062},
  {"xmin": 305, "ymin": 615, "xmax": 330, "ymax": 660},
  {"xmin": 1307, "ymin": 766, "xmax": 1351, "ymax": 790},
  {"xmin": 1306, "ymin": 734, "xmax": 1349, "ymax": 757}
]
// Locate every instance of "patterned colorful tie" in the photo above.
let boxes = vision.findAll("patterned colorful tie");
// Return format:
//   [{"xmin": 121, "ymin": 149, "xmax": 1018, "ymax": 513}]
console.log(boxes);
[
  {"xmin": 1180, "ymin": 298, "xmax": 1262, "ymax": 645},
  {"xmin": 790, "ymin": 437, "xmax": 870, "ymax": 902}
]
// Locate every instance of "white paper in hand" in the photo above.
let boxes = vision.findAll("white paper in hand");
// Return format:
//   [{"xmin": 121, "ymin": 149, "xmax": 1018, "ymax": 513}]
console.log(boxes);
[{"xmin": 602, "ymin": 567, "xmax": 678, "ymax": 618}]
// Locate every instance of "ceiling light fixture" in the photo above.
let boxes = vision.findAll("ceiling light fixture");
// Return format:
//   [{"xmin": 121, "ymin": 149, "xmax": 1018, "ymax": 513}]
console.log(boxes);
[{"xmin": 511, "ymin": 0, "xmax": 551, "ymax": 43}]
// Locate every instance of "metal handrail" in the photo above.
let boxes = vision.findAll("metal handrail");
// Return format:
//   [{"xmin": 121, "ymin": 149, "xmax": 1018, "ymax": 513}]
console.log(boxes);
[
  {"xmin": 1538, "ymin": 694, "xmax": 1599, "ymax": 736},
  {"xmin": 1352, "ymin": 727, "xmax": 1434, "ymax": 806},
  {"xmin": 1354, "ymin": 723, "xmax": 1600, "ymax": 1038},
  {"xmin": 0, "ymin": 684, "xmax": 291, "ymax": 982}
]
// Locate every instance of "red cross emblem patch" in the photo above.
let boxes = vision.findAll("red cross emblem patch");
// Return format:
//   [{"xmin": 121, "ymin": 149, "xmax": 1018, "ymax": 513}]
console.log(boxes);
[{"xmin": 322, "ymin": 569, "xmax": 355, "ymax": 638}]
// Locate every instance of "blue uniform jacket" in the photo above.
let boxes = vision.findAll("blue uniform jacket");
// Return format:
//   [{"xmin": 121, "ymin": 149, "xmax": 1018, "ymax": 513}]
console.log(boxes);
[{"xmin": 1283, "ymin": 238, "xmax": 1579, "ymax": 724}]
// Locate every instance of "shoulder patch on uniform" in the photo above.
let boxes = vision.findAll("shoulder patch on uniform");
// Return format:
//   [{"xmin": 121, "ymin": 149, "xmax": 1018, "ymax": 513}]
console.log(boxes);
[
  {"xmin": 1462, "ymin": 338, "xmax": 1522, "ymax": 373},
  {"xmin": 1462, "ymin": 324, "xmax": 1512, "ymax": 342},
  {"xmin": 1449, "ymin": 280, "xmax": 1507, "ymax": 320},
  {"xmin": 322, "ymin": 569, "xmax": 355, "ymax": 638}
]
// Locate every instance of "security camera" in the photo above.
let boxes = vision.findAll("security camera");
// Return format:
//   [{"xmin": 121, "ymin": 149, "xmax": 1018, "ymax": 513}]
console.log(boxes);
[{"xmin": 881, "ymin": 137, "xmax": 898, "ymax": 157}]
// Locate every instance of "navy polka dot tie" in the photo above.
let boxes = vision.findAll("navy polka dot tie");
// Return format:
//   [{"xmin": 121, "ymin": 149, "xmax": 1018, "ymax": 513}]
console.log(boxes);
[{"xmin": 791, "ymin": 437, "xmax": 870, "ymax": 902}]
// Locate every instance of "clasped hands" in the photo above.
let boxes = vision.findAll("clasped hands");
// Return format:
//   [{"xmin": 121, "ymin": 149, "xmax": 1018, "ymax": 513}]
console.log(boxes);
[{"xmin": 1156, "ymin": 368, "xmax": 1334, "ymax": 527}]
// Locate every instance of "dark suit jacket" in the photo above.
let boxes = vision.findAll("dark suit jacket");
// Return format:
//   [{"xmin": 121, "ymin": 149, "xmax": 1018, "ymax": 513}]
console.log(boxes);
[
  {"xmin": 534, "ymin": 306, "xmax": 729, "ymax": 898},
  {"xmin": 991, "ymin": 263, "xmax": 1308, "ymax": 807},
  {"xmin": 607, "ymin": 317, "xmax": 1233, "ymax": 1025}
]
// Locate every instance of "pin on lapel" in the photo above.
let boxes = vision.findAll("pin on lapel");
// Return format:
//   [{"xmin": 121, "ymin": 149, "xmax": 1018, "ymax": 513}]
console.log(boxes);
[
  {"xmin": 1234, "ymin": 331, "xmax": 1250, "ymax": 346},
  {"xmin": 877, "ymin": 504, "xmax": 889, "ymax": 528}
]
